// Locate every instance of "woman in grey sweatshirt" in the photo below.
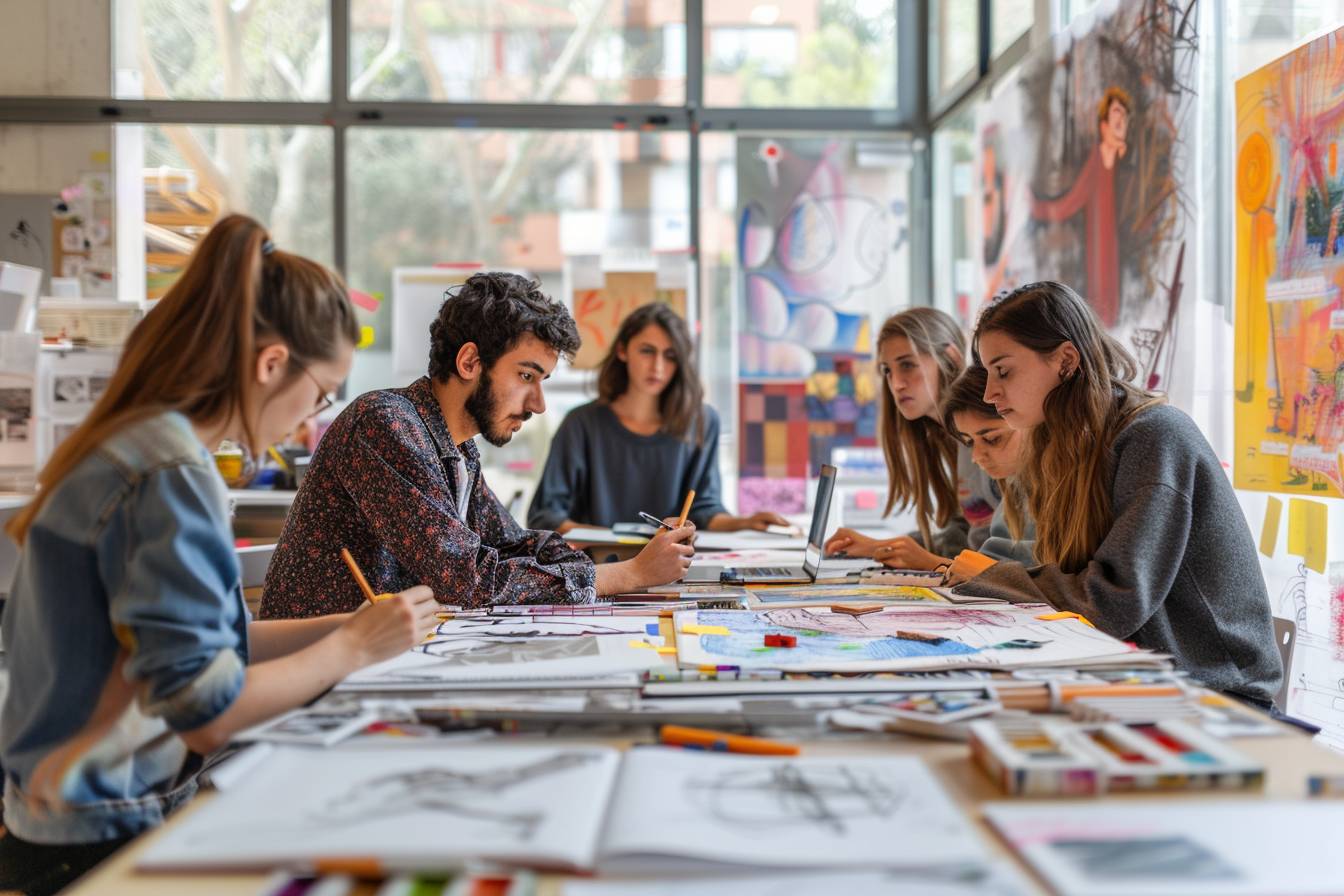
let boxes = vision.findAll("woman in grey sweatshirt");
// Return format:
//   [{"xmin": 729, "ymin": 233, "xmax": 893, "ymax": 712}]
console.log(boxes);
[{"xmin": 954, "ymin": 282, "xmax": 1282, "ymax": 706}]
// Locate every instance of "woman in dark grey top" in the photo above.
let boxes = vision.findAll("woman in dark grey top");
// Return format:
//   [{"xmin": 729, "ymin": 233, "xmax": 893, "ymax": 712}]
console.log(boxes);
[
  {"xmin": 954, "ymin": 282, "xmax": 1282, "ymax": 705},
  {"xmin": 528, "ymin": 304, "xmax": 789, "ymax": 534}
]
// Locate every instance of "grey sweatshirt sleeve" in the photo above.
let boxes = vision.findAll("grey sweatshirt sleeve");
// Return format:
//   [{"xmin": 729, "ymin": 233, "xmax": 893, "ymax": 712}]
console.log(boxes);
[
  {"xmin": 526, "ymin": 411, "xmax": 587, "ymax": 531},
  {"xmin": 977, "ymin": 501, "xmax": 1036, "ymax": 564},
  {"xmin": 952, "ymin": 404, "xmax": 1281, "ymax": 703},
  {"xmin": 952, "ymin": 478, "xmax": 1192, "ymax": 632}
]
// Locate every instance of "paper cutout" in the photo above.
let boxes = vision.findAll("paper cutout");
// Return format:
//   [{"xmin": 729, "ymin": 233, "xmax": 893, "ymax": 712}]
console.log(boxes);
[
  {"xmin": 1259, "ymin": 496, "xmax": 1283, "ymax": 557},
  {"xmin": 1288, "ymin": 498, "xmax": 1329, "ymax": 574}
]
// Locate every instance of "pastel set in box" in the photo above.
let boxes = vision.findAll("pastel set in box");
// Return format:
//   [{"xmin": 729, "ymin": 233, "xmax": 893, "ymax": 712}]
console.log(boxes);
[{"xmin": 968, "ymin": 717, "xmax": 1264, "ymax": 796}]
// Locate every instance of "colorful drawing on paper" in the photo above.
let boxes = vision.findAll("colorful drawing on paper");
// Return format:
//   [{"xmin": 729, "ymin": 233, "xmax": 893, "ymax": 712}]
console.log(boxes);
[
  {"xmin": 749, "ymin": 585, "xmax": 946, "ymax": 604},
  {"xmin": 738, "ymin": 476, "xmax": 809, "ymax": 515},
  {"xmin": 806, "ymin": 353, "xmax": 879, "ymax": 475},
  {"xmin": 571, "ymin": 271, "xmax": 687, "ymax": 369},
  {"xmin": 1234, "ymin": 26, "xmax": 1344, "ymax": 498},
  {"xmin": 975, "ymin": 0, "xmax": 1198, "ymax": 398},
  {"xmin": 739, "ymin": 382, "xmax": 809, "ymax": 479},
  {"xmin": 674, "ymin": 605, "xmax": 1139, "ymax": 672}
]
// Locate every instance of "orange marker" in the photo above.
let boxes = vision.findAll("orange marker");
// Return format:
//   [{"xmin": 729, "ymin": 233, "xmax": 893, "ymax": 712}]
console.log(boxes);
[
  {"xmin": 676, "ymin": 489, "xmax": 696, "ymax": 528},
  {"xmin": 340, "ymin": 548, "xmax": 387, "ymax": 605},
  {"xmin": 660, "ymin": 724, "xmax": 799, "ymax": 756}
]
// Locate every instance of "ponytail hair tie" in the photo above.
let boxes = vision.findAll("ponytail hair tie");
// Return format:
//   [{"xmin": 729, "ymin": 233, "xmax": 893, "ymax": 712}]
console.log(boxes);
[{"xmin": 260, "ymin": 238, "xmax": 276, "ymax": 256}]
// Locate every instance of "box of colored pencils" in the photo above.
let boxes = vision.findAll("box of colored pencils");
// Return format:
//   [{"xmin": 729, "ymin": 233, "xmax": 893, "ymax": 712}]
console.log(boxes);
[
  {"xmin": 1072, "ymin": 720, "xmax": 1264, "ymax": 792},
  {"xmin": 968, "ymin": 717, "xmax": 1103, "ymax": 796},
  {"xmin": 969, "ymin": 718, "xmax": 1264, "ymax": 796}
]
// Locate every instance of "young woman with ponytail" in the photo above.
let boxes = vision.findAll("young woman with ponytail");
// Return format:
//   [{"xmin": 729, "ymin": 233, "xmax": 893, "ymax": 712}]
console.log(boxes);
[
  {"xmin": 0, "ymin": 215, "xmax": 440, "ymax": 894},
  {"xmin": 953, "ymin": 281, "xmax": 1281, "ymax": 705},
  {"xmin": 824, "ymin": 307, "xmax": 1000, "ymax": 571}
]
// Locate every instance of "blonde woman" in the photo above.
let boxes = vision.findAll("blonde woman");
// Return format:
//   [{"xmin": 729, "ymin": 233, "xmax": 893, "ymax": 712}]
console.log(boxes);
[{"xmin": 825, "ymin": 308, "xmax": 998, "ymax": 570}]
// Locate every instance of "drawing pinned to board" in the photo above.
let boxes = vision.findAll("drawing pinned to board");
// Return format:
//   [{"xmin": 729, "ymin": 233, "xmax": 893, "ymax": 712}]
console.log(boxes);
[
  {"xmin": 736, "ymin": 136, "xmax": 906, "ymax": 380},
  {"xmin": 570, "ymin": 268, "xmax": 688, "ymax": 370},
  {"xmin": 975, "ymin": 0, "xmax": 1198, "ymax": 399},
  {"xmin": 1234, "ymin": 25, "xmax": 1344, "ymax": 499},
  {"xmin": 738, "ymin": 382, "xmax": 809, "ymax": 479},
  {"xmin": 806, "ymin": 353, "xmax": 879, "ymax": 475}
]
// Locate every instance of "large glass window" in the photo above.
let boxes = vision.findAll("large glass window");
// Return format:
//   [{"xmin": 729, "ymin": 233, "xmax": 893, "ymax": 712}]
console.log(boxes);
[
  {"xmin": 703, "ymin": 0, "xmax": 897, "ymax": 108},
  {"xmin": 1231, "ymin": 1, "xmax": 1344, "ymax": 75},
  {"xmin": 932, "ymin": 0, "xmax": 980, "ymax": 96},
  {"xmin": 349, "ymin": 1, "xmax": 684, "ymax": 104},
  {"xmin": 930, "ymin": 104, "xmax": 977, "ymax": 325},
  {"xmin": 118, "ymin": 124, "xmax": 333, "ymax": 300},
  {"xmin": 992, "ymin": 0, "xmax": 1034, "ymax": 56},
  {"xmin": 344, "ymin": 127, "xmax": 689, "ymax": 393},
  {"xmin": 116, "ymin": 0, "xmax": 330, "ymax": 100}
]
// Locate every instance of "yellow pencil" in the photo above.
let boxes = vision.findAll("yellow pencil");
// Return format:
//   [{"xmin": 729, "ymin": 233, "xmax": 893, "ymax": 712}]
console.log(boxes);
[
  {"xmin": 340, "ymin": 548, "xmax": 384, "ymax": 605},
  {"xmin": 676, "ymin": 489, "xmax": 696, "ymax": 528},
  {"xmin": 266, "ymin": 444, "xmax": 291, "ymax": 473}
]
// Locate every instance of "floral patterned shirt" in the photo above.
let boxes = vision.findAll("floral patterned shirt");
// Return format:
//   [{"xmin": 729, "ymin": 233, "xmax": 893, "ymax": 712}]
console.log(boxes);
[{"xmin": 260, "ymin": 377, "xmax": 597, "ymax": 618}]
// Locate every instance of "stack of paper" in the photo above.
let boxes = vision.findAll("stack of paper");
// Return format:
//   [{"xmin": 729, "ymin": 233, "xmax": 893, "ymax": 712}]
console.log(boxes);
[{"xmin": 139, "ymin": 745, "xmax": 988, "ymax": 875}]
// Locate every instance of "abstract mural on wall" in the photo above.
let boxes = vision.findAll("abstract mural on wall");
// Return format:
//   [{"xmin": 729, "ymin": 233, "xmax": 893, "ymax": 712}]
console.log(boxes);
[
  {"xmin": 735, "ymin": 136, "xmax": 907, "ymax": 487},
  {"xmin": 738, "ymin": 382, "xmax": 809, "ymax": 480},
  {"xmin": 1234, "ymin": 25, "xmax": 1344, "ymax": 498},
  {"xmin": 975, "ymin": 0, "xmax": 1199, "ymax": 397},
  {"xmin": 805, "ymin": 353, "xmax": 879, "ymax": 477}
]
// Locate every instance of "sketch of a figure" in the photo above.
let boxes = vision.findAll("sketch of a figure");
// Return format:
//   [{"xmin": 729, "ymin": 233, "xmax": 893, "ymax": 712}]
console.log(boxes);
[{"xmin": 686, "ymin": 763, "xmax": 902, "ymax": 836}]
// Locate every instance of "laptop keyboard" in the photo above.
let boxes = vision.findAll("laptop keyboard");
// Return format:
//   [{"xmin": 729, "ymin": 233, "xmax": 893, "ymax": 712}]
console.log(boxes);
[{"xmin": 737, "ymin": 567, "xmax": 798, "ymax": 576}]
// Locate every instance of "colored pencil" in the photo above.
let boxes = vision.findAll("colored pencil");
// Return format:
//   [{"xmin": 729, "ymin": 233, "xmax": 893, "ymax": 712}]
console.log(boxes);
[
  {"xmin": 676, "ymin": 490, "xmax": 696, "ymax": 528},
  {"xmin": 340, "ymin": 548, "xmax": 384, "ymax": 605}
]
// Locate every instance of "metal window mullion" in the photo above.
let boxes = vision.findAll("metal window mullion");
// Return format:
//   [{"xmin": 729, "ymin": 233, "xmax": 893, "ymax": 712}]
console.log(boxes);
[{"xmin": 331, "ymin": 0, "xmax": 349, "ymax": 277}]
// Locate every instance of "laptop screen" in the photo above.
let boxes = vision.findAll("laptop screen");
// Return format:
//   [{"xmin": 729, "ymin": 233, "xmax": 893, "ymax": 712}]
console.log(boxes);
[{"xmin": 802, "ymin": 464, "xmax": 837, "ymax": 577}]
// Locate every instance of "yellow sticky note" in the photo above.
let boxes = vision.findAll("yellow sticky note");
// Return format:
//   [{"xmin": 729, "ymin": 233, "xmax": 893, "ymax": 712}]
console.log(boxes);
[
  {"xmin": 630, "ymin": 640, "xmax": 677, "ymax": 655},
  {"xmin": 681, "ymin": 623, "xmax": 730, "ymax": 636},
  {"xmin": 357, "ymin": 325, "xmax": 376, "ymax": 349},
  {"xmin": 1288, "ymin": 498, "xmax": 1329, "ymax": 573},
  {"xmin": 1260, "ymin": 496, "xmax": 1283, "ymax": 558}
]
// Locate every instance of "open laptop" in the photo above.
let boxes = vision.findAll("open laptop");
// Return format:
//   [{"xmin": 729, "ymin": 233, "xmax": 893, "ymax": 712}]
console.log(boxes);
[{"xmin": 715, "ymin": 464, "xmax": 837, "ymax": 584}]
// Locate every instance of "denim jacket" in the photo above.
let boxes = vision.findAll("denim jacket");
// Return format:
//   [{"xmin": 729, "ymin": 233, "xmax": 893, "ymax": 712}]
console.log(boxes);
[{"xmin": 1, "ymin": 410, "xmax": 248, "ymax": 844}]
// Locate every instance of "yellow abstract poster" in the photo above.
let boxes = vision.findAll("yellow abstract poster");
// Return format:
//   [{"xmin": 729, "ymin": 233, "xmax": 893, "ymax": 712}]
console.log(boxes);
[{"xmin": 1234, "ymin": 28, "xmax": 1344, "ymax": 498}]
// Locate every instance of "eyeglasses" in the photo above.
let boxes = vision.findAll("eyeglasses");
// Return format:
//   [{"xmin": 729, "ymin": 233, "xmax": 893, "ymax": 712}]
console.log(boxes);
[{"xmin": 296, "ymin": 364, "xmax": 336, "ymax": 416}]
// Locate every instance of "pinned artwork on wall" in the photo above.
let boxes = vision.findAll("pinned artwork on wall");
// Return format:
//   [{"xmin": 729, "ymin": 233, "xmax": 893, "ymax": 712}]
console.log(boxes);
[
  {"xmin": 975, "ymin": 0, "xmax": 1199, "ymax": 400},
  {"xmin": 806, "ymin": 353, "xmax": 879, "ymax": 477},
  {"xmin": 738, "ymin": 382, "xmax": 809, "ymax": 480},
  {"xmin": 569, "ymin": 259, "xmax": 690, "ymax": 370},
  {"xmin": 1234, "ymin": 25, "xmax": 1344, "ymax": 499}
]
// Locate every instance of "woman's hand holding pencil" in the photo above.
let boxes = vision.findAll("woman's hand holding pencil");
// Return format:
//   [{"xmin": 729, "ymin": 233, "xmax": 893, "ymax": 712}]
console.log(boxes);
[{"xmin": 337, "ymin": 548, "xmax": 441, "ymax": 665}]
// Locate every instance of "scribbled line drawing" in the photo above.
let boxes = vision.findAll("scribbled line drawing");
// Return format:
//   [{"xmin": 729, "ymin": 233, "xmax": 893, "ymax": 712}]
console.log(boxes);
[
  {"xmin": 188, "ymin": 751, "xmax": 605, "ymax": 845},
  {"xmin": 361, "ymin": 636, "xmax": 604, "ymax": 682},
  {"xmin": 686, "ymin": 763, "xmax": 902, "ymax": 836},
  {"xmin": 1048, "ymin": 835, "xmax": 1243, "ymax": 882}
]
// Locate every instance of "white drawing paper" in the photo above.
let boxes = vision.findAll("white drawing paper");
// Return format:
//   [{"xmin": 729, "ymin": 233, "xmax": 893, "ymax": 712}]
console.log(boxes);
[
  {"xmin": 139, "ymin": 744, "xmax": 622, "ymax": 872},
  {"xmin": 985, "ymin": 801, "xmax": 1344, "ymax": 896},
  {"xmin": 598, "ymin": 749, "xmax": 988, "ymax": 872},
  {"xmin": 338, "ymin": 615, "xmax": 663, "ymax": 690}
]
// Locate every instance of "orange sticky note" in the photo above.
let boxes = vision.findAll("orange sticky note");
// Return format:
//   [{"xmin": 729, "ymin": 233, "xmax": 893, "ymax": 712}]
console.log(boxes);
[{"xmin": 1259, "ymin": 496, "xmax": 1282, "ymax": 558}]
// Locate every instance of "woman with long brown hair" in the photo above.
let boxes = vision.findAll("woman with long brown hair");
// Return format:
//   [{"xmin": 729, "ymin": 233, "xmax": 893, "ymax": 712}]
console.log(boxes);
[
  {"xmin": 528, "ymin": 302, "xmax": 788, "ymax": 533},
  {"xmin": 940, "ymin": 364, "xmax": 1034, "ymax": 565},
  {"xmin": 954, "ymin": 281, "xmax": 1281, "ymax": 705},
  {"xmin": 0, "ymin": 215, "xmax": 439, "ymax": 894},
  {"xmin": 825, "ymin": 307, "xmax": 999, "ymax": 570}
]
